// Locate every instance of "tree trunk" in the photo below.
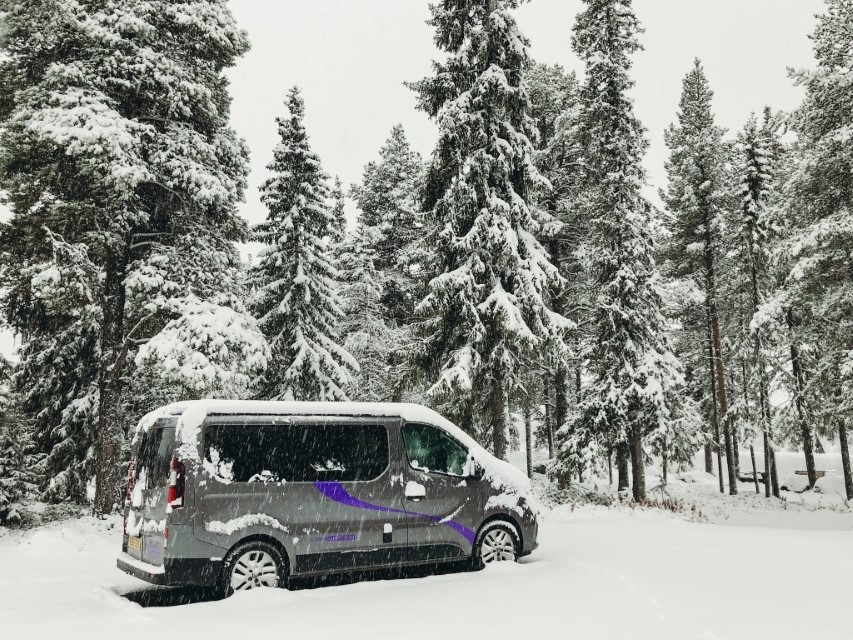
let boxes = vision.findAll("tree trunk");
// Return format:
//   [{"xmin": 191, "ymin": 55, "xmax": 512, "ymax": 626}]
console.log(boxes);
[
  {"xmin": 788, "ymin": 310, "xmax": 817, "ymax": 489},
  {"xmin": 554, "ymin": 364, "xmax": 569, "ymax": 442},
  {"xmin": 704, "ymin": 444, "xmax": 713, "ymax": 474},
  {"xmin": 616, "ymin": 442, "xmax": 629, "ymax": 491},
  {"xmin": 763, "ymin": 432, "xmax": 771, "ymax": 498},
  {"xmin": 391, "ymin": 379, "xmax": 404, "ymax": 403},
  {"xmin": 745, "ymin": 213, "xmax": 777, "ymax": 498},
  {"xmin": 629, "ymin": 429, "xmax": 646, "ymax": 502},
  {"xmin": 769, "ymin": 446, "xmax": 780, "ymax": 497},
  {"xmin": 839, "ymin": 421, "xmax": 853, "ymax": 501},
  {"xmin": 749, "ymin": 445, "xmax": 760, "ymax": 494},
  {"xmin": 543, "ymin": 371, "xmax": 554, "ymax": 459},
  {"xmin": 524, "ymin": 402, "xmax": 533, "ymax": 479},
  {"xmin": 661, "ymin": 436, "xmax": 668, "ymax": 487},
  {"xmin": 491, "ymin": 373, "xmax": 508, "ymax": 460},
  {"xmin": 608, "ymin": 449, "xmax": 613, "ymax": 485},
  {"xmin": 94, "ymin": 248, "xmax": 130, "ymax": 516},
  {"xmin": 703, "ymin": 214, "xmax": 737, "ymax": 495},
  {"xmin": 575, "ymin": 366, "xmax": 582, "ymax": 407},
  {"xmin": 708, "ymin": 337, "xmax": 724, "ymax": 494},
  {"xmin": 731, "ymin": 426, "xmax": 741, "ymax": 484}
]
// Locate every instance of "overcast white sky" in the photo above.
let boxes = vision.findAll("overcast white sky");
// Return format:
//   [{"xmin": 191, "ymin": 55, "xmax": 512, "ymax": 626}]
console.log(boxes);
[
  {"xmin": 227, "ymin": 0, "xmax": 826, "ymax": 227},
  {"xmin": 0, "ymin": 0, "xmax": 830, "ymax": 358}
]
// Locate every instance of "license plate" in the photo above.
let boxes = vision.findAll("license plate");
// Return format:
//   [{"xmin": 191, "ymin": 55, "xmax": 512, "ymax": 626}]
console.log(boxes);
[{"xmin": 127, "ymin": 536, "xmax": 142, "ymax": 552}]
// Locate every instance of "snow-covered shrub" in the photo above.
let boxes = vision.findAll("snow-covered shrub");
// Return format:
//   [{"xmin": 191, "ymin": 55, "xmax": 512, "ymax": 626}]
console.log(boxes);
[{"xmin": 135, "ymin": 295, "xmax": 269, "ymax": 400}]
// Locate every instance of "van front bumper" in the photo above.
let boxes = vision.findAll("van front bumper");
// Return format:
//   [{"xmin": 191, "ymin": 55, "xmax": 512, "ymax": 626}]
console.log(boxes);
[{"xmin": 117, "ymin": 553, "xmax": 222, "ymax": 587}]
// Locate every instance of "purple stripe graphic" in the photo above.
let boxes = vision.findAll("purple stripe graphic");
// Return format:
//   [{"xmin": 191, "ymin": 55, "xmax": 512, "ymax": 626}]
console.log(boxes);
[{"xmin": 313, "ymin": 482, "xmax": 476, "ymax": 544}]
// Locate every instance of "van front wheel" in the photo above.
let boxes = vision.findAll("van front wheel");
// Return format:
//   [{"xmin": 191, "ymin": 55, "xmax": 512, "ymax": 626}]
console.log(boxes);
[
  {"xmin": 473, "ymin": 521, "xmax": 519, "ymax": 569},
  {"xmin": 221, "ymin": 541, "xmax": 286, "ymax": 597}
]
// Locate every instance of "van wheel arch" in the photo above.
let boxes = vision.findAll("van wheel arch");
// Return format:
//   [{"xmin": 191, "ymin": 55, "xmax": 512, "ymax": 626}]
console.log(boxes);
[
  {"xmin": 222, "ymin": 534, "xmax": 292, "ymax": 581},
  {"xmin": 474, "ymin": 514, "xmax": 523, "ymax": 555}
]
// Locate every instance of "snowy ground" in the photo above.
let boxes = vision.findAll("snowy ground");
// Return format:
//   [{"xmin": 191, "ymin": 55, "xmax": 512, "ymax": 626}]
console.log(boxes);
[{"xmin": 2, "ymin": 467, "xmax": 851, "ymax": 640}]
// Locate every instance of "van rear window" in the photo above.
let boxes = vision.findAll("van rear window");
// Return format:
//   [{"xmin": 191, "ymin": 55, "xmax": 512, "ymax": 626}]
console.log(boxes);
[
  {"xmin": 136, "ymin": 419, "xmax": 177, "ymax": 486},
  {"xmin": 203, "ymin": 423, "xmax": 389, "ymax": 483}
]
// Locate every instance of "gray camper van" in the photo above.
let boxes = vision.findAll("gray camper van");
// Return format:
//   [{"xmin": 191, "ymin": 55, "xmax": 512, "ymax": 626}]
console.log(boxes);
[{"xmin": 117, "ymin": 401, "xmax": 538, "ymax": 596}]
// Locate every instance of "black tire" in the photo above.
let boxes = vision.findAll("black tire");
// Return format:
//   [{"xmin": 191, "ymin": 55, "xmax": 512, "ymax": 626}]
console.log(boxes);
[
  {"xmin": 472, "ymin": 520, "xmax": 520, "ymax": 570},
  {"xmin": 220, "ymin": 540, "xmax": 287, "ymax": 598}
]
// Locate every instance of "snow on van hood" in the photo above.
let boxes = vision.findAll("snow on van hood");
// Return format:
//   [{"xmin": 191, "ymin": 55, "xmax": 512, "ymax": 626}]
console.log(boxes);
[{"xmin": 133, "ymin": 400, "xmax": 532, "ymax": 495}]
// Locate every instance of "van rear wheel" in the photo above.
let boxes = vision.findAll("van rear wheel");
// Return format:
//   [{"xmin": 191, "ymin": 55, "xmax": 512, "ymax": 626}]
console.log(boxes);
[
  {"xmin": 473, "ymin": 521, "xmax": 519, "ymax": 569},
  {"xmin": 221, "ymin": 541, "xmax": 286, "ymax": 597}
]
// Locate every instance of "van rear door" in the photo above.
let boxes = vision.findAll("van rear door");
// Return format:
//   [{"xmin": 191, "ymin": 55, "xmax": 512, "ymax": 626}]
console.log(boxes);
[{"xmin": 125, "ymin": 418, "xmax": 177, "ymax": 566}]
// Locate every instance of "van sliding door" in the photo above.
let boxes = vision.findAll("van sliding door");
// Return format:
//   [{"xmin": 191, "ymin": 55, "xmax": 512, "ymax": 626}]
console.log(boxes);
[{"xmin": 194, "ymin": 417, "xmax": 409, "ymax": 574}]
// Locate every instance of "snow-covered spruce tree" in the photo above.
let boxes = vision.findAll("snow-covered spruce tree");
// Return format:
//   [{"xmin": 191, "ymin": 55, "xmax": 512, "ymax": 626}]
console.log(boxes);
[
  {"xmin": 125, "ymin": 228, "xmax": 269, "ymax": 405},
  {"xmin": 330, "ymin": 176, "xmax": 347, "ymax": 244},
  {"xmin": 662, "ymin": 59, "xmax": 738, "ymax": 494},
  {"xmin": 351, "ymin": 124, "xmax": 426, "ymax": 325},
  {"xmin": 527, "ymin": 62, "xmax": 584, "ymax": 463},
  {"xmin": 527, "ymin": 63, "xmax": 580, "ymax": 157},
  {"xmin": 347, "ymin": 124, "xmax": 429, "ymax": 401},
  {"xmin": 732, "ymin": 110, "xmax": 786, "ymax": 495},
  {"xmin": 0, "ymin": 357, "xmax": 43, "ymax": 525},
  {"xmin": 775, "ymin": 0, "xmax": 853, "ymax": 499},
  {"xmin": 0, "ymin": 1, "xmax": 256, "ymax": 513},
  {"xmin": 409, "ymin": 0, "xmax": 570, "ymax": 458},
  {"xmin": 352, "ymin": 124, "xmax": 423, "ymax": 236},
  {"xmin": 335, "ymin": 222, "xmax": 409, "ymax": 402},
  {"xmin": 563, "ymin": 0, "xmax": 700, "ymax": 501},
  {"xmin": 0, "ymin": 229, "xmax": 101, "ymax": 503},
  {"xmin": 250, "ymin": 88, "xmax": 357, "ymax": 402}
]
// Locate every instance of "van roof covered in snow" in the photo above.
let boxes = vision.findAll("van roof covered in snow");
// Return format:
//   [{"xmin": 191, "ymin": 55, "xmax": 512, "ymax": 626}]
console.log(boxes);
[{"xmin": 132, "ymin": 400, "xmax": 531, "ymax": 494}]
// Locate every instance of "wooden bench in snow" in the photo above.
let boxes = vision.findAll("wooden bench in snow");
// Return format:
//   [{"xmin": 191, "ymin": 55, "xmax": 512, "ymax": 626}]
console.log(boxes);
[
  {"xmin": 794, "ymin": 470, "xmax": 830, "ymax": 478},
  {"xmin": 739, "ymin": 470, "xmax": 767, "ymax": 483}
]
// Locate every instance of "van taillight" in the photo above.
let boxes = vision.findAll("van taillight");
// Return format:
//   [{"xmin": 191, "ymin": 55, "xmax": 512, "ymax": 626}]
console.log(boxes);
[
  {"xmin": 124, "ymin": 458, "xmax": 136, "ymax": 507},
  {"xmin": 122, "ymin": 458, "xmax": 136, "ymax": 539},
  {"xmin": 167, "ymin": 455, "xmax": 185, "ymax": 509}
]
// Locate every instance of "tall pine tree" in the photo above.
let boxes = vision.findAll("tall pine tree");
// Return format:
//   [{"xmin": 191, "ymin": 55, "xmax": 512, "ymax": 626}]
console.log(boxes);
[
  {"xmin": 335, "ymin": 222, "xmax": 411, "ymax": 402},
  {"xmin": 330, "ymin": 176, "xmax": 347, "ymax": 244},
  {"xmin": 527, "ymin": 62, "xmax": 584, "ymax": 464},
  {"xmin": 351, "ymin": 124, "xmax": 425, "ymax": 326},
  {"xmin": 663, "ymin": 60, "xmax": 737, "ymax": 494},
  {"xmin": 565, "ymin": 0, "xmax": 699, "ymax": 501},
  {"xmin": 0, "ymin": 356, "xmax": 42, "ymax": 524},
  {"xmin": 0, "ymin": 0, "xmax": 257, "ymax": 512},
  {"xmin": 410, "ymin": 0, "xmax": 570, "ymax": 458},
  {"xmin": 734, "ymin": 110, "xmax": 784, "ymax": 496},
  {"xmin": 250, "ymin": 87, "xmax": 357, "ymax": 402},
  {"xmin": 777, "ymin": 0, "xmax": 853, "ymax": 499}
]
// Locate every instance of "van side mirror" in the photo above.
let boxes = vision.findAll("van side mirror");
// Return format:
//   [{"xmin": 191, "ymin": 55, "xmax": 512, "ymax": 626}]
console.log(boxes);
[{"xmin": 468, "ymin": 457, "xmax": 485, "ymax": 481}]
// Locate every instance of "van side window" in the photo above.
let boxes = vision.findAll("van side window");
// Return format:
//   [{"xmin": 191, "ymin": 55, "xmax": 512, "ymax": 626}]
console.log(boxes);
[
  {"xmin": 402, "ymin": 423, "xmax": 468, "ymax": 476},
  {"xmin": 203, "ymin": 424, "xmax": 389, "ymax": 483}
]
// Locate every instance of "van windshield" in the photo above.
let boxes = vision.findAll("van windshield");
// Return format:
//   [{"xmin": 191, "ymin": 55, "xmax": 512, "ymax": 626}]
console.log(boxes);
[{"xmin": 135, "ymin": 418, "xmax": 177, "ymax": 486}]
